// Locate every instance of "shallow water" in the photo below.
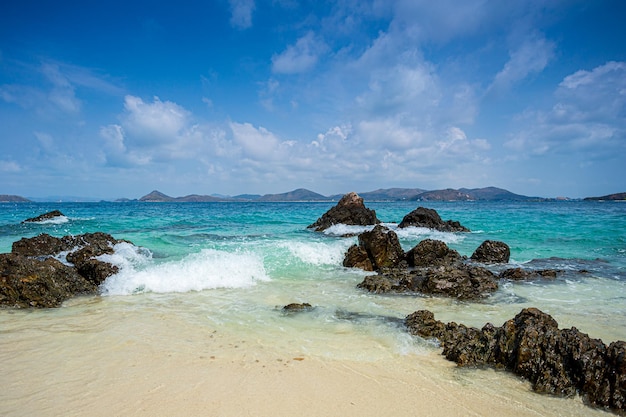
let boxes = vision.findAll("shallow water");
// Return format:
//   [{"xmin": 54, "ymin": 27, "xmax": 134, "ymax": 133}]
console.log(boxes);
[{"xmin": 1, "ymin": 200, "xmax": 625, "ymax": 415}]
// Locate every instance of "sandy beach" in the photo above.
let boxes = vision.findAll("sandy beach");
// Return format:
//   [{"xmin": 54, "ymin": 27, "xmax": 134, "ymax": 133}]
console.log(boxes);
[{"xmin": 1, "ymin": 298, "xmax": 606, "ymax": 417}]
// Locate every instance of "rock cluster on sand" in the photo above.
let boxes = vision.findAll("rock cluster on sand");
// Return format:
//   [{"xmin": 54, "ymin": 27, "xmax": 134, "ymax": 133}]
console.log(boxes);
[
  {"xmin": 345, "ymin": 227, "xmax": 503, "ymax": 300},
  {"xmin": 398, "ymin": 206, "xmax": 470, "ymax": 232},
  {"xmin": 405, "ymin": 308, "xmax": 626, "ymax": 414},
  {"xmin": 1, "ymin": 232, "xmax": 129, "ymax": 308},
  {"xmin": 308, "ymin": 192, "xmax": 379, "ymax": 232}
]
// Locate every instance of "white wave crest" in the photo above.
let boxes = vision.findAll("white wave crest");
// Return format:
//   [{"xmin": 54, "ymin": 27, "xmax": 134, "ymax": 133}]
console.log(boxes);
[
  {"xmin": 101, "ymin": 248, "xmax": 269, "ymax": 295},
  {"xmin": 280, "ymin": 240, "xmax": 354, "ymax": 266},
  {"xmin": 392, "ymin": 225, "xmax": 465, "ymax": 244},
  {"xmin": 322, "ymin": 224, "xmax": 375, "ymax": 236},
  {"xmin": 32, "ymin": 215, "xmax": 69, "ymax": 225}
]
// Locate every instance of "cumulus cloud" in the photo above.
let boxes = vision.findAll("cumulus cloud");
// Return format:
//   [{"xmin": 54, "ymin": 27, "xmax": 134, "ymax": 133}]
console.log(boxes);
[
  {"xmin": 229, "ymin": 121, "xmax": 281, "ymax": 159},
  {"xmin": 272, "ymin": 32, "xmax": 327, "ymax": 74},
  {"xmin": 121, "ymin": 95, "xmax": 191, "ymax": 144},
  {"xmin": 229, "ymin": 0, "xmax": 255, "ymax": 29}
]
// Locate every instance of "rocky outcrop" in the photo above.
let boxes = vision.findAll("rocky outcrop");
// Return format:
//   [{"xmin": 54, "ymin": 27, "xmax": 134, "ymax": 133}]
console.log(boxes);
[
  {"xmin": 282, "ymin": 303, "xmax": 314, "ymax": 313},
  {"xmin": 0, "ymin": 253, "xmax": 96, "ymax": 308},
  {"xmin": 353, "ymin": 237, "xmax": 499, "ymax": 300},
  {"xmin": 343, "ymin": 225, "xmax": 405, "ymax": 271},
  {"xmin": 308, "ymin": 192, "xmax": 379, "ymax": 232},
  {"xmin": 499, "ymin": 267, "xmax": 558, "ymax": 280},
  {"xmin": 405, "ymin": 239, "xmax": 463, "ymax": 267},
  {"xmin": 1, "ymin": 232, "xmax": 130, "ymax": 308},
  {"xmin": 22, "ymin": 210, "xmax": 66, "ymax": 223},
  {"xmin": 398, "ymin": 207, "xmax": 469, "ymax": 232},
  {"xmin": 470, "ymin": 240, "xmax": 510, "ymax": 263},
  {"xmin": 358, "ymin": 264, "xmax": 498, "ymax": 300},
  {"xmin": 405, "ymin": 308, "xmax": 626, "ymax": 414}
]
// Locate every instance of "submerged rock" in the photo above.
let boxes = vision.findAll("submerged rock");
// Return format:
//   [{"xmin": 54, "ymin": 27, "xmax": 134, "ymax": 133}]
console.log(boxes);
[
  {"xmin": 405, "ymin": 308, "xmax": 626, "ymax": 414},
  {"xmin": 499, "ymin": 267, "xmax": 559, "ymax": 281},
  {"xmin": 308, "ymin": 192, "xmax": 379, "ymax": 232},
  {"xmin": 22, "ymin": 210, "xmax": 66, "ymax": 223},
  {"xmin": 397, "ymin": 207, "xmax": 469, "ymax": 232},
  {"xmin": 470, "ymin": 240, "xmax": 510, "ymax": 263},
  {"xmin": 282, "ymin": 303, "xmax": 314, "ymax": 312}
]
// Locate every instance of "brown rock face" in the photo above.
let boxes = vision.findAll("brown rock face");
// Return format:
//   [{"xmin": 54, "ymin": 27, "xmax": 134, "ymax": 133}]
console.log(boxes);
[
  {"xmin": 405, "ymin": 308, "xmax": 626, "ymax": 414},
  {"xmin": 471, "ymin": 240, "xmax": 510, "ymax": 263},
  {"xmin": 343, "ymin": 225, "xmax": 405, "ymax": 271},
  {"xmin": 308, "ymin": 192, "xmax": 379, "ymax": 232},
  {"xmin": 405, "ymin": 239, "xmax": 462, "ymax": 267},
  {"xmin": 0, "ymin": 253, "xmax": 96, "ymax": 308},
  {"xmin": 398, "ymin": 207, "xmax": 469, "ymax": 232}
]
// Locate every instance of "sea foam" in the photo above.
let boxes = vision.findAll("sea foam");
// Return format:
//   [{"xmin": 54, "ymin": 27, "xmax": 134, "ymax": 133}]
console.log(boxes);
[{"xmin": 101, "ymin": 247, "xmax": 269, "ymax": 295}]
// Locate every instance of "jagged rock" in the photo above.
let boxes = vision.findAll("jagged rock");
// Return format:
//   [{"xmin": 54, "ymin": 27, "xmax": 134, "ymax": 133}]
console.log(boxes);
[
  {"xmin": 397, "ymin": 207, "xmax": 469, "ymax": 232},
  {"xmin": 22, "ymin": 210, "xmax": 66, "ymax": 223},
  {"xmin": 0, "ymin": 253, "xmax": 96, "ymax": 308},
  {"xmin": 343, "ymin": 244, "xmax": 374, "ymax": 271},
  {"xmin": 358, "ymin": 264, "xmax": 498, "ymax": 300},
  {"xmin": 3, "ymin": 232, "xmax": 131, "ymax": 308},
  {"xmin": 471, "ymin": 240, "xmax": 510, "ymax": 263},
  {"xmin": 405, "ymin": 239, "xmax": 463, "ymax": 267},
  {"xmin": 343, "ymin": 225, "xmax": 405, "ymax": 270},
  {"xmin": 405, "ymin": 308, "xmax": 626, "ymax": 414},
  {"xmin": 500, "ymin": 267, "xmax": 558, "ymax": 280},
  {"xmin": 308, "ymin": 192, "xmax": 379, "ymax": 232}
]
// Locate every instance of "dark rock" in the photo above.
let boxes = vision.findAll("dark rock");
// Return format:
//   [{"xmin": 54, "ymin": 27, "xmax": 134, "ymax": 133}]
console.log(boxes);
[
  {"xmin": 3, "ymin": 232, "xmax": 132, "ymax": 307},
  {"xmin": 397, "ymin": 207, "xmax": 469, "ymax": 232},
  {"xmin": 406, "ymin": 239, "xmax": 463, "ymax": 268},
  {"xmin": 22, "ymin": 210, "xmax": 66, "ymax": 223},
  {"xmin": 500, "ymin": 267, "xmax": 559, "ymax": 281},
  {"xmin": 308, "ymin": 192, "xmax": 379, "ymax": 232},
  {"xmin": 343, "ymin": 244, "xmax": 374, "ymax": 271},
  {"xmin": 282, "ymin": 303, "xmax": 314, "ymax": 312},
  {"xmin": 343, "ymin": 225, "xmax": 405, "ymax": 271},
  {"xmin": 471, "ymin": 240, "xmax": 510, "ymax": 263},
  {"xmin": 405, "ymin": 308, "xmax": 626, "ymax": 414},
  {"xmin": 0, "ymin": 253, "xmax": 96, "ymax": 308}
]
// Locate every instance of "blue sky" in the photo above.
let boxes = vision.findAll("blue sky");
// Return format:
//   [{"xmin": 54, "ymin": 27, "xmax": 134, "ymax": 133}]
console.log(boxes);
[{"xmin": 1, "ymin": 0, "xmax": 625, "ymax": 199}]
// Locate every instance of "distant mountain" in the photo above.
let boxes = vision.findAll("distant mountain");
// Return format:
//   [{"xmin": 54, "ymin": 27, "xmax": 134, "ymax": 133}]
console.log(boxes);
[
  {"xmin": 233, "ymin": 194, "xmax": 262, "ymax": 201},
  {"xmin": 413, "ymin": 187, "xmax": 536, "ymax": 201},
  {"xmin": 584, "ymin": 192, "xmax": 626, "ymax": 201},
  {"xmin": 139, "ymin": 190, "xmax": 175, "ymax": 202},
  {"xmin": 257, "ymin": 188, "xmax": 331, "ymax": 202},
  {"xmin": 0, "ymin": 194, "xmax": 30, "ymax": 202},
  {"xmin": 358, "ymin": 188, "xmax": 428, "ymax": 201}
]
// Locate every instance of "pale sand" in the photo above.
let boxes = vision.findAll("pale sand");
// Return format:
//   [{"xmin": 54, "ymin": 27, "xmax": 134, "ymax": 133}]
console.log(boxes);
[{"xmin": 1, "ymin": 317, "xmax": 604, "ymax": 417}]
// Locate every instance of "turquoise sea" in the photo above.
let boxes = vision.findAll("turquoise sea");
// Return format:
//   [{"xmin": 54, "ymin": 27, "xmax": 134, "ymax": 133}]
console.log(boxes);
[{"xmin": 1, "ymin": 200, "xmax": 625, "ymax": 416}]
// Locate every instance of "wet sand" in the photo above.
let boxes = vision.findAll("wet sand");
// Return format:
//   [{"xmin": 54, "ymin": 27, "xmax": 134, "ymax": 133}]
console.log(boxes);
[{"xmin": 0, "ymin": 301, "xmax": 606, "ymax": 417}]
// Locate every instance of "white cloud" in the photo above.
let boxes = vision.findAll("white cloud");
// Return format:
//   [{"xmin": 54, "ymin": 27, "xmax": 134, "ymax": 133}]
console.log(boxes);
[
  {"xmin": 122, "ymin": 95, "xmax": 190, "ymax": 144},
  {"xmin": 272, "ymin": 32, "xmax": 327, "ymax": 74},
  {"xmin": 229, "ymin": 0, "xmax": 255, "ymax": 29},
  {"xmin": 0, "ymin": 160, "xmax": 21, "ymax": 172},
  {"xmin": 490, "ymin": 35, "xmax": 555, "ymax": 92},
  {"xmin": 506, "ymin": 62, "xmax": 626, "ymax": 158},
  {"xmin": 229, "ymin": 121, "xmax": 281, "ymax": 159}
]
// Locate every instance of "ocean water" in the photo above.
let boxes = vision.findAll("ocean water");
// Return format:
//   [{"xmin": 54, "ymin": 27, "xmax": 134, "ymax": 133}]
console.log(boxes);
[{"xmin": 1, "ymin": 200, "xmax": 625, "ymax": 415}]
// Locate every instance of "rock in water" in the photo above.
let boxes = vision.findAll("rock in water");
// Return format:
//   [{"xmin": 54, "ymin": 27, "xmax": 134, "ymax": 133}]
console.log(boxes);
[
  {"xmin": 471, "ymin": 240, "xmax": 510, "ymax": 263},
  {"xmin": 0, "ymin": 253, "xmax": 96, "ymax": 308},
  {"xmin": 308, "ymin": 192, "xmax": 379, "ymax": 232},
  {"xmin": 22, "ymin": 210, "xmax": 66, "ymax": 223},
  {"xmin": 397, "ymin": 207, "xmax": 469, "ymax": 232},
  {"xmin": 405, "ymin": 308, "xmax": 626, "ymax": 414},
  {"xmin": 343, "ymin": 225, "xmax": 405, "ymax": 270}
]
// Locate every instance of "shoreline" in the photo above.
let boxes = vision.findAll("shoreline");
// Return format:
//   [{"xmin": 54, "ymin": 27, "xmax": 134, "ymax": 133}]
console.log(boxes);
[{"xmin": 1, "ymin": 299, "xmax": 609, "ymax": 417}]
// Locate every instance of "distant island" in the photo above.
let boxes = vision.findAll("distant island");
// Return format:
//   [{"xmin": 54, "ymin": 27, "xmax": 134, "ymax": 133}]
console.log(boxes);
[
  {"xmin": 0, "ymin": 195, "xmax": 31, "ymax": 202},
  {"xmin": 132, "ymin": 187, "xmax": 547, "ymax": 203},
  {"xmin": 3, "ymin": 188, "xmax": 625, "ymax": 203},
  {"xmin": 583, "ymin": 192, "xmax": 626, "ymax": 201}
]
